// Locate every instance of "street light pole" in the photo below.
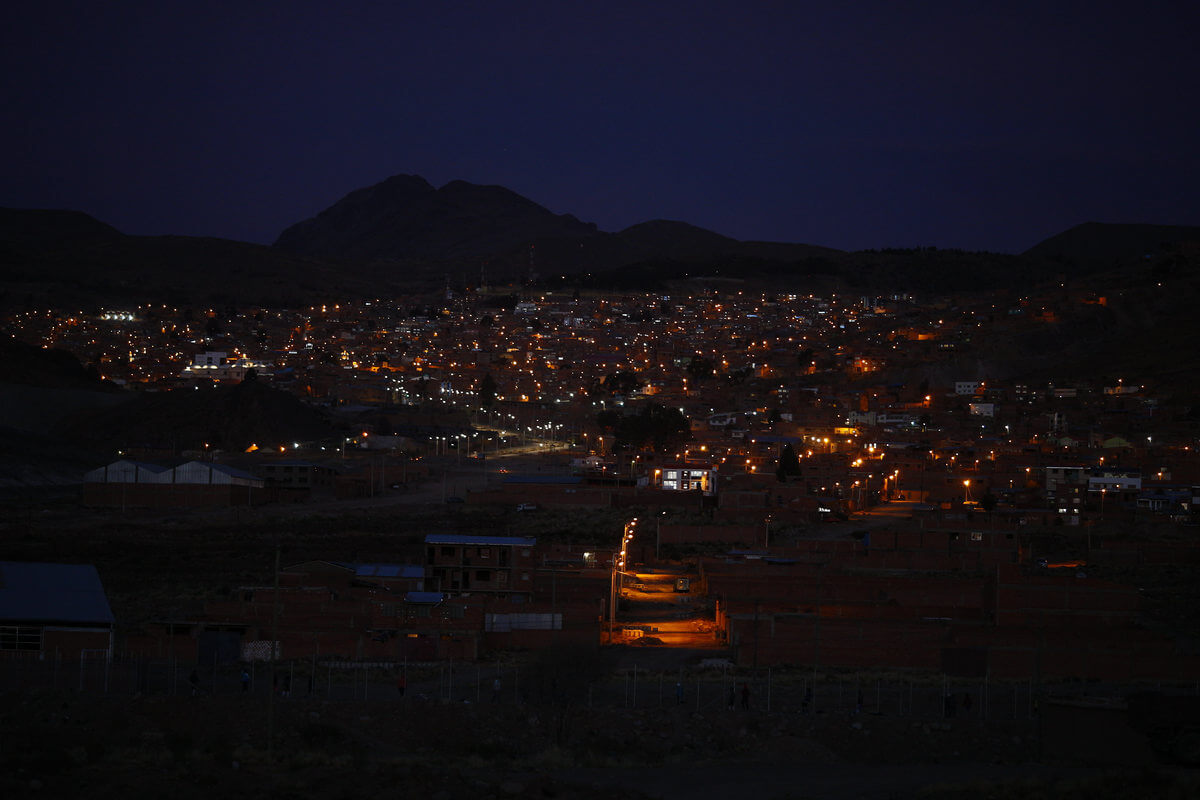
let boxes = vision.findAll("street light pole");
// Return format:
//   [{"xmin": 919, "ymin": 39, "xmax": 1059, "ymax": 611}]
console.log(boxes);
[{"xmin": 609, "ymin": 553, "xmax": 616, "ymax": 641}]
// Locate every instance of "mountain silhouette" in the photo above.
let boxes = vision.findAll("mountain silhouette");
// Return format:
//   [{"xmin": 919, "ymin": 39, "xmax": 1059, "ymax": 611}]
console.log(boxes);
[
  {"xmin": 1023, "ymin": 222, "xmax": 1200, "ymax": 269},
  {"xmin": 272, "ymin": 174, "xmax": 834, "ymax": 281},
  {"xmin": 274, "ymin": 175, "xmax": 598, "ymax": 262}
]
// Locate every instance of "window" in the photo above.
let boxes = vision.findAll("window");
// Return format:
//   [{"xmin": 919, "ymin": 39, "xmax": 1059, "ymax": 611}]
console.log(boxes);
[
  {"xmin": 480, "ymin": 548, "xmax": 491, "ymax": 559},
  {"xmin": 0, "ymin": 626, "xmax": 41, "ymax": 651},
  {"xmin": 441, "ymin": 546, "xmax": 455, "ymax": 557},
  {"xmin": 476, "ymin": 570, "xmax": 491, "ymax": 582},
  {"xmin": 521, "ymin": 572, "xmax": 530, "ymax": 581}
]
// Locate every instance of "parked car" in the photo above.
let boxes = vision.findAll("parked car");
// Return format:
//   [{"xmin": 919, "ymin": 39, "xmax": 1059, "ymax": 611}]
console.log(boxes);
[{"xmin": 516, "ymin": 503, "xmax": 538, "ymax": 512}]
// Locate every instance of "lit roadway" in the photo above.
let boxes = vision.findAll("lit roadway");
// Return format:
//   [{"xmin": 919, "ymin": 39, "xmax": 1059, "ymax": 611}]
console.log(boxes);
[{"xmin": 616, "ymin": 571, "xmax": 722, "ymax": 650}]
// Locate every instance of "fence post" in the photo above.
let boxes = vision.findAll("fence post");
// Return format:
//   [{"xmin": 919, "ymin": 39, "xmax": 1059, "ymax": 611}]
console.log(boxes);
[{"xmin": 767, "ymin": 668, "xmax": 772, "ymax": 713}]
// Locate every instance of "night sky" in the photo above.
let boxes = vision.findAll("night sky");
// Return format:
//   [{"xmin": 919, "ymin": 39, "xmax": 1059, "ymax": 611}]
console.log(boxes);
[{"xmin": 3, "ymin": 2, "xmax": 1197, "ymax": 254}]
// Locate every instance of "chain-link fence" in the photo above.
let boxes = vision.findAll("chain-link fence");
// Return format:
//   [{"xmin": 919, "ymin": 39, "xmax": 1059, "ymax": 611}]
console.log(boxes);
[{"xmin": 4, "ymin": 650, "xmax": 1195, "ymax": 725}]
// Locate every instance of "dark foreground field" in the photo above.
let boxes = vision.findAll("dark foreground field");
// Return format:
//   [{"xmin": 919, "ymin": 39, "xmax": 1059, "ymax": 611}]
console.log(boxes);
[{"xmin": 3, "ymin": 687, "xmax": 1197, "ymax": 800}]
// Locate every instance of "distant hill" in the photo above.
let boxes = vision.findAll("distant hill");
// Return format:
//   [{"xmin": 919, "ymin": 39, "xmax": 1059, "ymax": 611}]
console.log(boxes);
[
  {"xmin": 274, "ymin": 175, "xmax": 600, "ymax": 262},
  {"xmin": 0, "ymin": 208, "xmax": 122, "ymax": 250},
  {"xmin": 1023, "ymin": 222, "xmax": 1200, "ymax": 268},
  {"xmin": 5, "ymin": 183, "xmax": 1197, "ymax": 303},
  {"xmin": 0, "ymin": 209, "xmax": 375, "ymax": 309},
  {"xmin": 273, "ymin": 175, "xmax": 835, "ymax": 282}
]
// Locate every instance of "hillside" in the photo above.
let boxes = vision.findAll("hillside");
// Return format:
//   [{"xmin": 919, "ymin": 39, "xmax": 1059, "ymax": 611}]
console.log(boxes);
[
  {"xmin": 4, "ymin": 183, "xmax": 1196, "ymax": 303},
  {"xmin": 273, "ymin": 175, "xmax": 836, "ymax": 284},
  {"xmin": 557, "ymin": 246, "xmax": 1044, "ymax": 294},
  {"xmin": 58, "ymin": 378, "xmax": 339, "ymax": 455},
  {"xmin": 0, "ymin": 341, "xmax": 342, "ymax": 488},
  {"xmin": 274, "ymin": 175, "xmax": 600, "ymax": 263},
  {"xmin": 0, "ymin": 210, "xmax": 376, "ymax": 309},
  {"xmin": 1023, "ymin": 222, "xmax": 1200, "ymax": 268}
]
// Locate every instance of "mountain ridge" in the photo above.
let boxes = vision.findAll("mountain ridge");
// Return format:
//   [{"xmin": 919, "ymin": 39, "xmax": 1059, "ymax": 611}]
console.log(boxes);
[{"xmin": 3, "ymin": 177, "xmax": 1197, "ymax": 304}]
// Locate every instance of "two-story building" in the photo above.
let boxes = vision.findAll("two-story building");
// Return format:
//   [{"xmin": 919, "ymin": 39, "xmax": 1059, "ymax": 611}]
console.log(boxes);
[{"xmin": 424, "ymin": 534, "xmax": 537, "ymax": 599}]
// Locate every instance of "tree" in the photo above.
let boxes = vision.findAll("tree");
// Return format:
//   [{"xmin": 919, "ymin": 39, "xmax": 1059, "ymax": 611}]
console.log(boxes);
[
  {"xmin": 685, "ymin": 356, "xmax": 715, "ymax": 381},
  {"xmin": 776, "ymin": 443, "xmax": 801, "ymax": 481},
  {"xmin": 980, "ymin": 492, "xmax": 998, "ymax": 519},
  {"xmin": 605, "ymin": 370, "xmax": 641, "ymax": 396},
  {"xmin": 603, "ymin": 403, "xmax": 690, "ymax": 453},
  {"xmin": 479, "ymin": 373, "xmax": 497, "ymax": 407}
]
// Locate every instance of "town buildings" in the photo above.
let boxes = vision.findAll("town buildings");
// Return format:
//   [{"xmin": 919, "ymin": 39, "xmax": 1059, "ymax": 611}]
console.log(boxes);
[{"xmin": 5, "ymin": 282, "xmax": 1199, "ymax": 680}]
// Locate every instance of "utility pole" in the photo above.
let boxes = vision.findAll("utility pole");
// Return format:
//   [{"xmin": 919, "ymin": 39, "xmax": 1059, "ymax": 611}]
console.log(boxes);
[{"xmin": 267, "ymin": 543, "xmax": 281, "ymax": 761}]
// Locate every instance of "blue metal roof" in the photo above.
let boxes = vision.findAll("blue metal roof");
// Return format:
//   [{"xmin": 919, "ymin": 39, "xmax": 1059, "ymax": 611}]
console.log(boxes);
[
  {"xmin": 122, "ymin": 460, "xmax": 171, "ymax": 473},
  {"xmin": 0, "ymin": 562, "xmax": 114, "ymax": 625},
  {"xmin": 424, "ymin": 534, "xmax": 537, "ymax": 546},
  {"xmin": 404, "ymin": 591, "xmax": 446, "ymax": 604},
  {"xmin": 354, "ymin": 564, "xmax": 424, "ymax": 579},
  {"xmin": 502, "ymin": 474, "xmax": 582, "ymax": 485}
]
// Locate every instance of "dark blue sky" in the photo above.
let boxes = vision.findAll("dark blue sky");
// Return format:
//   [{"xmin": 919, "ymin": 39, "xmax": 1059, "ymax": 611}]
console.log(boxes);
[{"xmin": 3, "ymin": 1, "xmax": 1197, "ymax": 253}]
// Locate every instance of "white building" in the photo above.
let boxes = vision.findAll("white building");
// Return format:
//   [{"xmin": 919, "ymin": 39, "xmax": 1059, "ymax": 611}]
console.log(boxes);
[{"xmin": 182, "ymin": 352, "xmax": 273, "ymax": 382}]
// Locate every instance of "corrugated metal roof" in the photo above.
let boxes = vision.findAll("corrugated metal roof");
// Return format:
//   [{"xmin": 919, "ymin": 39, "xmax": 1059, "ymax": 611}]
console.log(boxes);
[
  {"xmin": 83, "ymin": 460, "xmax": 172, "ymax": 483},
  {"xmin": 424, "ymin": 534, "xmax": 536, "ymax": 546},
  {"xmin": 0, "ymin": 562, "xmax": 114, "ymax": 624},
  {"xmin": 206, "ymin": 462, "xmax": 261, "ymax": 481}
]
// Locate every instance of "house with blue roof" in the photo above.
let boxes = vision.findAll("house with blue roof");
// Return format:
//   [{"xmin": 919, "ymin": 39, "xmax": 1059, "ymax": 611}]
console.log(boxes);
[{"xmin": 0, "ymin": 562, "xmax": 114, "ymax": 658}]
